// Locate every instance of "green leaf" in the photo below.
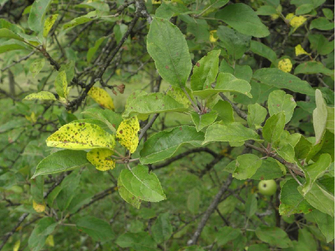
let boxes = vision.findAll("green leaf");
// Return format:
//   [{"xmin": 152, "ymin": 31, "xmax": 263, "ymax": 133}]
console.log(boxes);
[
  {"xmin": 291, "ymin": 0, "xmax": 325, "ymax": 8},
  {"xmin": 247, "ymin": 103, "xmax": 267, "ymax": 129},
  {"xmin": 24, "ymin": 91, "xmax": 56, "ymax": 101},
  {"xmin": 43, "ymin": 14, "xmax": 58, "ymax": 37},
  {"xmin": 31, "ymin": 176, "xmax": 44, "ymax": 204},
  {"xmin": 75, "ymin": 1, "xmax": 109, "ymax": 11},
  {"xmin": 54, "ymin": 71, "xmax": 68, "ymax": 99},
  {"xmin": 295, "ymin": 4, "xmax": 314, "ymax": 15},
  {"xmin": 29, "ymin": 58, "xmax": 45, "ymax": 78},
  {"xmin": 262, "ymin": 112, "xmax": 285, "ymax": 145},
  {"xmin": 55, "ymin": 171, "xmax": 80, "ymax": 211},
  {"xmin": 298, "ymin": 182, "xmax": 334, "ymax": 217},
  {"xmin": 234, "ymin": 154, "xmax": 262, "ymax": 180},
  {"xmin": 152, "ymin": 213, "xmax": 173, "ymax": 244},
  {"xmin": 204, "ymin": 122, "xmax": 260, "ymax": 145},
  {"xmin": 0, "ymin": 18, "xmax": 24, "ymax": 33},
  {"xmin": 32, "ymin": 150, "xmax": 90, "ymax": 178},
  {"xmin": 28, "ymin": 217, "xmax": 57, "ymax": 251},
  {"xmin": 190, "ymin": 50, "xmax": 220, "ymax": 91},
  {"xmin": 326, "ymin": 106, "xmax": 334, "ymax": 134},
  {"xmin": 213, "ymin": 100, "xmax": 234, "ymax": 123},
  {"xmin": 251, "ymin": 157, "xmax": 286, "ymax": 180},
  {"xmin": 28, "ymin": 0, "xmax": 53, "ymax": 33},
  {"xmin": 268, "ymin": 90, "xmax": 296, "ymax": 124},
  {"xmin": 46, "ymin": 122, "xmax": 115, "ymax": 150},
  {"xmin": 253, "ymin": 68, "xmax": 315, "ymax": 96},
  {"xmin": 215, "ymin": 3, "xmax": 270, "ymax": 38},
  {"xmin": 0, "ymin": 28, "xmax": 23, "ymax": 41},
  {"xmin": 123, "ymin": 91, "xmax": 188, "ymax": 118},
  {"xmin": 322, "ymin": 8, "xmax": 333, "ymax": 20},
  {"xmin": 147, "ymin": 18, "xmax": 192, "ymax": 87},
  {"xmin": 302, "ymin": 154, "xmax": 332, "ymax": 195},
  {"xmin": 118, "ymin": 174, "xmax": 141, "ymax": 209},
  {"xmin": 193, "ymin": 73, "xmax": 252, "ymax": 98},
  {"xmin": 0, "ymin": 40, "xmax": 28, "ymax": 54},
  {"xmin": 82, "ymin": 107, "xmax": 122, "ymax": 134},
  {"xmin": 140, "ymin": 126, "xmax": 204, "ymax": 164},
  {"xmin": 248, "ymin": 244, "xmax": 270, "ymax": 251},
  {"xmin": 63, "ymin": 11, "xmax": 97, "ymax": 31},
  {"xmin": 216, "ymin": 26, "xmax": 251, "ymax": 59},
  {"xmin": 256, "ymin": 5, "xmax": 277, "ymax": 15},
  {"xmin": 76, "ymin": 216, "xmax": 114, "ymax": 242},
  {"xmin": 294, "ymin": 61, "xmax": 334, "ymax": 77},
  {"xmin": 279, "ymin": 178, "xmax": 313, "ymax": 216},
  {"xmin": 215, "ymin": 227, "xmax": 241, "ymax": 246},
  {"xmin": 187, "ymin": 188, "xmax": 200, "ymax": 214},
  {"xmin": 87, "ymin": 36, "xmax": 105, "ymax": 63},
  {"xmin": 191, "ymin": 110, "xmax": 218, "ymax": 132},
  {"xmin": 313, "ymin": 89, "xmax": 327, "ymax": 144},
  {"xmin": 250, "ymin": 40, "xmax": 277, "ymax": 63},
  {"xmin": 116, "ymin": 232, "xmax": 157, "ymax": 251},
  {"xmin": 295, "ymin": 135, "xmax": 313, "ymax": 159},
  {"xmin": 245, "ymin": 194, "xmax": 258, "ymax": 218},
  {"xmin": 309, "ymin": 210, "xmax": 334, "ymax": 242},
  {"xmin": 255, "ymin": 227, "xmax": 292, "ymax": 248},
  {"xmin": 310, "ymin": 17, "xmax": 334, "ymax": 30},
  {"xmin": 119, "ymin": 165, "xmax": 166, "ymax": 202},
  {"xmin": 308, "ymin": 33, "xmax": 334, "ymax": 55}
]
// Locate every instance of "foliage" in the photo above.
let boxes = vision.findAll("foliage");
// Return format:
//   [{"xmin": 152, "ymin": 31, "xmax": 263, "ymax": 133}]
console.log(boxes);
[{"xmin": 0, "ymin": 0, "xmax": 334, "ymax": 250}]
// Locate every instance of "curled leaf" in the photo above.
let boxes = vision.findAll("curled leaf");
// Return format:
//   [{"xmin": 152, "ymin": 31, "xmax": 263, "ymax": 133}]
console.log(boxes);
[
  {"xmin": 278, "ymin": 58, "xmax": 292, "ymax": 73},
  {"xmin": 33, "ymin": 200, "xmax": 46, "ymax": 213}
]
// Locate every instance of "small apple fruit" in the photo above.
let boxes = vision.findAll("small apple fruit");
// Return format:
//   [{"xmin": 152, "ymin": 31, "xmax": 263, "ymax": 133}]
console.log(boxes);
[{"xmin": 258, "ymin": 180, "xmax": 277, "ymax": 196}]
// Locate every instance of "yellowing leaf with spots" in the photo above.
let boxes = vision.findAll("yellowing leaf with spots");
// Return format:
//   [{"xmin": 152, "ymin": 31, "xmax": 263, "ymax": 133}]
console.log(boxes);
[
  {"xmin": 278, "ymin": 58, "xmax": 292, "ymax": 73},
  {"xmin": 88, "ymin": 86, "xmax": 114, "ymax": 110},
  {"xmin": 46, "ymin": 122, "xmax": 115, "ymax": 150},
  {"xmin": 290, "ymin": 16, "xmax": 307, "ymax": 29},
  {"xmin": 45, "ymin": 235, "xmax": 54, "ymax": 247},
  {"xmin": 116, "ymin": 116, "xmax": 140, "ymax": 153},
  {"xmin": 209, "ymin": 30, "xmax": 218, "ymax": 43},
  {"xmin": 87, "ymin": 148, "xmax": 115, "ymax": 171},
  {"xmin": 43, "ymin": 14, "xmax": 58, "ymax": 37},
  {"xmin": 33, "ymin": 200, "xmax": 46, "ymax": 213},
  {"xmin": 24, "ymin": 91, "xmax": 56, "ymax": 101}
]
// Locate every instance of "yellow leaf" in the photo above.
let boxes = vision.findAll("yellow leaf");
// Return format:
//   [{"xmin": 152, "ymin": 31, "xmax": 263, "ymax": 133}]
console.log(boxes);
[
  {"xmin": 116, "ymin": 116, "xmax": 140, "ymax": 153},
  {"xmin": 13, "ymin": 240, "xmax": 20, "ymax": 251},
  {"xmin": 87, "ymin": 148, "xmax": 115, "ymax": 171},
  {"xmin": 24, "ymin": 91, "xmax": 56, "ymax": 101},
  {"xmin": 43, "ymin": 14, "xmax": 58, "ymax": 37},
  {"xmin": 290, "ymin": 16, "xmax": 307, "ymax": 29},
  {"xmin": 55, "ymin": 71, "xmax": 68, "ymax": 99},
  {"xmin": 33, "ymin": 200, "xmax": 46, "ymax": 213},
  {"xmin": 88, "ymin": 86, "xmax": 115, "ymax": 110},
  {"xmin": 209, "ymin": 30, "xmax": 218, "ymax": 43},
  {"xmin": 295, "ymin": 44, "xmax": 309, "ymax": 56},
  {"xmin": 46, "ymin": 122, "xmax": 115, "ymax": 150},
  {"xmin": 45, "ymin": 235, "xmax": 54, "ymax": 247},
  {"xmin": 278, "ymin": 58, "xmax": 292, "ymax": 73},
  {"xmin": 25, "ymin": 112, "xmax": 37, "ymax": 123},
  {"xmin": 285, "ymin": 13, "xmax": 295, "ymax": 21},
  {"xmin": 115, "ymin": 69, "xmax": 121, "ymax": 76}
]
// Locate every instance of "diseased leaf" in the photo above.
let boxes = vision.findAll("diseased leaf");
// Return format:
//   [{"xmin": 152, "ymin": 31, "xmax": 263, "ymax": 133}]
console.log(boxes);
[
  {"xmin": 88, "ymin": 86, "xmax": 114, "ymax": 110},
  {"xmin": 268, "ymin": 90, "xmax": 296, "ymax": 123},
  {"xmin": 55, "ymin": 71, "xmax": 68, "ymax": 99},
  {"xmin": 119, "ymin": 165, "xmax": 166, "ymax": 202},
  {"xmin": 24, "ymin": 91, "xmax": 56, "ymax": 101},
  {"xmin": 32, "ymin": 150, "xmax": 89, "ymax": 178},
  {"xmin": 46, "ymin": 122, "xmax": 115, "ymax": 150},
  {"xmin": 29, "ymin": 58, "xmax": 45, "ymax": 78},
  {"xmin": 140, "ymin": 126, "xmax": 204, "ymax": 164},
  {"xmin": 28, "ymin": 0, "xmax": 53, "ymax": 33},
  {"xmin": 43, "ymin": 14, "xmax": 58, "ymax": 37},
  {"xmin": 87, "ymin": 148, "xmax": 115, "ymax": 171},
  {"xmin": 147, "ymin": 18, "xmax": 192, "ymax": 87}
]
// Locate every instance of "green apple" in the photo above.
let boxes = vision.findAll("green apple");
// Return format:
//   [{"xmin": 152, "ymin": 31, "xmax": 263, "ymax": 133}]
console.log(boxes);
[{"xmin": 258, "ymin": 180, "xmax": 277, "ymax": 196}]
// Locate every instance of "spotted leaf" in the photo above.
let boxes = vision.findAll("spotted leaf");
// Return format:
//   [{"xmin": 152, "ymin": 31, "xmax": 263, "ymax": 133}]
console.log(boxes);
[
  {"xmin": 88, "ymin": 86, "xmax": 114, "ymax": 110},
  {"xmin": 87, "ymin": 148, "xmax": 115, "ymax": 171}
]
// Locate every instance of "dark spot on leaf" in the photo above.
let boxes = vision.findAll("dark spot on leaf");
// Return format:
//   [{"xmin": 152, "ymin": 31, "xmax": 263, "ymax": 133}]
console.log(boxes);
[
  {"xmin": 165, "ymin": 65, "xmax": 169, "ymax": 69},
  {"xmin": 196, "ymin": 62, "xmax": 200, "ymax": 67}
]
